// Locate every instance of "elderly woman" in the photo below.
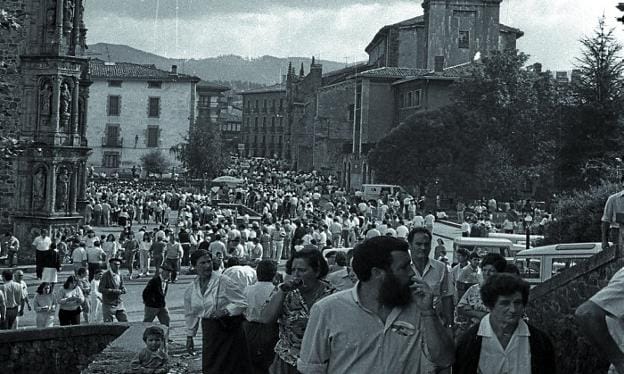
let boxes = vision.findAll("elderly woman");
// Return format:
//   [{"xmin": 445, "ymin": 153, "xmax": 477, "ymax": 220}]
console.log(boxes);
[
  {"xmin": 260, "ymin": 248, "xmax": 335, "ymax": 374},
  {"xmin": 454, "ymin": 253, "xmax": 507, "ymax": 337},
  {"xmin": 56, "ymin": 275, "xmax": 85, "ymax": 326},
  {"xmin": 454, "ymin": 273, "xmax": 556, "ymax": 374},
  {"xmin": 33, "ymin": 282, "xmax": 56, "ymax": 328},
  {"xmin": 184, "ymin": 249, "xmax": 251, "ymax": 373}
]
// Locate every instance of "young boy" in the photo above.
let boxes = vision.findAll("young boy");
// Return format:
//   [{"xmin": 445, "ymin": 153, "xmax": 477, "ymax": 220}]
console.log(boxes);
[
  {"xmin": 130, "ymin": 326, "xmax": 169, "ymax": 374},
  {"xmin": 76, "ymin": 267, "xmax": 91, "ymax": 323}
]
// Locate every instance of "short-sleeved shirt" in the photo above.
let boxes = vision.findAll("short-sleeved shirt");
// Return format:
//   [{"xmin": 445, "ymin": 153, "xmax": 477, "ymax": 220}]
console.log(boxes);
[
  {"xmin": 602, "ymin": 191, "xmax": 624, "ymax": 229},
  {"xmin": 412, "ymin": 258, "xmax": 452, "ymax": 298},
  {"xmin": 591, "ymin": 267, "xmax": 624, "ymax": 373},
  {"xmin": 297, "ymin": 285, "xmax": 435, "ymax": 373}
]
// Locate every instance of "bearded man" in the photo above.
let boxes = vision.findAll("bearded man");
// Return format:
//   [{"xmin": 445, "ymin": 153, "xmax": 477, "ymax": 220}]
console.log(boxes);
[{"xmin": 297, "ymin": 236, "xmax": 454, "ymax": 373}]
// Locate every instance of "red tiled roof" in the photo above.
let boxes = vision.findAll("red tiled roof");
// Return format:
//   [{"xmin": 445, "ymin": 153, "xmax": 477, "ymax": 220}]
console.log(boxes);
[
  {"xmin": 365, "ymin": 16, "xmax": 424, "ymax": 52},
  {"xmin": 89, "ymin": 59, "xmax": 200, "ymax": 82},
  {"xmin": 500, "ymin": 23, "xmax": 524, "ymax": 38}
]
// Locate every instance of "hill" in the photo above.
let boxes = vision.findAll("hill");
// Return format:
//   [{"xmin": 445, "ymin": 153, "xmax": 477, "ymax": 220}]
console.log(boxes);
[{"xmin": 87, "ymin": 43, "xmax": 348, "ymax": 87}]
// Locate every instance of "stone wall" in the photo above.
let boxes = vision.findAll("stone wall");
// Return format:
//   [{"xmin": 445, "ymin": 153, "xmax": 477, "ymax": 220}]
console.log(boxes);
[
  {"xmin": 525, "ymin": 245, "xmax": 624, "ymax": 374},
  {"xmin": 0, "ymin": 323, "xmax": 128, "ymax": 374},
  {"xmin": 0, "ymin": 1, "xmax": 27, "ymax": 232}
]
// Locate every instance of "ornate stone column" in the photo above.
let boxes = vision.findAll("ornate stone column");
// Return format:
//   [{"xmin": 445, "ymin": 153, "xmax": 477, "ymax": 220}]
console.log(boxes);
[
  {"xmin": 48, "ymin": 163, "xmax": 57, "ymax": 214},
  {"xmin": 71, "ymin": 79, "xmax": 79, "ymax": 137},
  {"xmin": 71, "ymin": 162, "xmax": 78, "ymax": 214},
  {"xmin": 52, "ymin": 77, "xmax": 61, "ymax": 134}
]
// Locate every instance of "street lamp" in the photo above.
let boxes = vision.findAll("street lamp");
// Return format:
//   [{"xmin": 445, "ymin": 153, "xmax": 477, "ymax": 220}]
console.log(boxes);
[{"xmin": 524, "ymin": 214, "xmax": 533, "ymax": 249}]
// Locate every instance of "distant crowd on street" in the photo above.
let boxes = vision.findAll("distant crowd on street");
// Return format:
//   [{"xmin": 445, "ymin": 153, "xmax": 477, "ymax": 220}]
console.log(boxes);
[{"xmin": 3, "ymin": 156, "xmax": 624, "ymax": 374}]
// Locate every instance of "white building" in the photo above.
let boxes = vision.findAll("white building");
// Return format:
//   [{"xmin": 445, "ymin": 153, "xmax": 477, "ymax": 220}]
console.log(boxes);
[{"xmin": 86, "ymin": 59, "xmax": 200, "ymax": 175}]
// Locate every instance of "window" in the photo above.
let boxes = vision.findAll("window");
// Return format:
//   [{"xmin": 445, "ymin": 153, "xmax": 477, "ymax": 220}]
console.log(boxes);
[
  {"xmin": 411, "ymin": 90, "xmax": 422, "ymax": 107},
  {"xmin": 148, "ymin": 81, "xmax": 162, "ymax": 89},
  {"xmin": 407, "ymin": 92, "xmax": 412, "ymax": 107},
  {"xmin": 199, "ymin": 95, "xmax": 211, "ymax": 107},
  {"xmin": 147, "ymin": 126, "xmax": 159, "ymax": 147},
  {"xmin": 107, "ymin": 95, "xmax": 121, "ymax": 116},
  {"xmin": 104, "ymin": 124, "xmax": 121, "ymax": 147},
  {"xmin": 271, "ymin": 117, "xmax": 275, "ymax": 132},
  {"xmin": 103, "ymin": 152, "xmax": 120, "ymax": 168},
  {"xmin": 254, "ymin": 117, "xmax": 259, "ymax": 131},
  {"xmin": 108, "ymin": 80, "xmax": 122, "ymax": 87},
  {"xmin": 551, "ymin": 258, "xmax": 588, "ymax": 277},
  {"xmin": 515, "ymin": 258, "xmax": 541, "ymax": 279},
  {"xmin": 148, "ymin": 97, "xmax": 160, "ymax": 118},
  {"xmin": 459, "ymin": 31, "xmax": 470, "ymax": 49},
  {"xmin": 262, "ymin": 117, "xmax": 266, "ymax": 130},
  {"xmin": 279, "ymin": 99, "xmax": 284, "ymax": 111}
]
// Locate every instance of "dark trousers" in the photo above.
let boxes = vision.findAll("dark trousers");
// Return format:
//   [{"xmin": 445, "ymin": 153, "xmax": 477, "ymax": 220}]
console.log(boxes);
[
  {"xmin": 202, "ymin": 317, "xmax": 252, "ymax": 374},
  {"xmin": 59, "ymin": 308, "xmax": 81, "ymax": 326},
  {"xmin": 7, "ymin": 250, "xmax": 17, "ymax": 267},
  {"xmin": 2, "ymin": 306, "xmax": 18, "ymax": 329},
  {"xmin": 243, "ymin": 320, "xmax": 279, "ymax": 374},
  {"xmin": 88, "ymin": 262, "xmax": 101, "ymax": 282}
]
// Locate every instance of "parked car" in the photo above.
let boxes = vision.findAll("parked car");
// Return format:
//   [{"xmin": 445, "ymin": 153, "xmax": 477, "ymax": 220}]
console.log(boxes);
[
  {"xmin": 514, "ymin": 242, "xmax": 608, "ymax": 285},
  {"xmin": 453, "ymin": 237, "xmax": 515, "ymax": 262}
]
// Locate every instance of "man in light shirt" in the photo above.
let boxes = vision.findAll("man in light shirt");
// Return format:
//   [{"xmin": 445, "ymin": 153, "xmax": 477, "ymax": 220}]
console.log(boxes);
[
  {"xmin": 1, "ymin": 270, "xmax": 23, "ymax": 329},
  {"xmin": 298, "ymin": 236, "xmax": 454, "ymax": 373},
  {"xmin": 244, "ymin": 260, "xmax": 279, "ymax": 373}
]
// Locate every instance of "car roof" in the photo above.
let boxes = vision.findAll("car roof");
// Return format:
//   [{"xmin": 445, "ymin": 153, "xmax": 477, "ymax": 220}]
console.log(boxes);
[
  {"xmin": 322, "ymin": 247, "xmax": 353, "ymax": 257},
  {"xmin": 454, "ymin": 237, "xmax": 513, "ymax": 246},
  {"xmin": 515, "ymin": 242, "xmax": 604, "ymax": 256}
]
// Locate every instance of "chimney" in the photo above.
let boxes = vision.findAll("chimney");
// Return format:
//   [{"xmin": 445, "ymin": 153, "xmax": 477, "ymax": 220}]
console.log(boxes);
[
  {"xmin": 434, "ymin": 56, "xmax": 445, "ymax": 72},
  {"xmin": 171, "ymin": 65, "xmax": 178, "ymax": 74}
]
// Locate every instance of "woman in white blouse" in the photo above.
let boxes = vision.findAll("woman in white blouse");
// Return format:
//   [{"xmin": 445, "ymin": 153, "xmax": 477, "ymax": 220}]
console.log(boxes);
[
  {"xmin": 56, "ymin": 275, "xmax": 85, "ymax": 326},
  {"xmin": 184, "ymin": 249, "xmax": 252, "ymax": 373}
]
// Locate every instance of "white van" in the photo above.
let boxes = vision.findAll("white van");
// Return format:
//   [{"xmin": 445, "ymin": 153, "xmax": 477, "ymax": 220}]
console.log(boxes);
[
  {"xmin": 453, "ymin": 237, "xmax": 515, "ymax": 261},
  {"xmin": 360, "ymin": 184, "xmax": 409, "ymax": 202},
  {"xmin": 487, "ymin": 233, "xmax": 545, "ymax": 255},
  {"xmin": 514, "ymin": 242, "xmax": 606, "ymax": 285}
]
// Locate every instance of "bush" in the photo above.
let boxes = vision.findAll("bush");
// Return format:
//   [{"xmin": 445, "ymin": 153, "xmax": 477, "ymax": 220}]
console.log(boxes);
[{"xmin": 544, "ymin": 180, "xmax": 623, "ymax": 244}]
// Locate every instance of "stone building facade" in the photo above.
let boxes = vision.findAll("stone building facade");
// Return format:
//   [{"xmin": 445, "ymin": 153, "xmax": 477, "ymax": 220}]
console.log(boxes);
[
  {"xmin": 86, "ymin": 60, "xmax": 200, "ymax": 175},
  {"xmin": 0, "ymin": 0, "xmax": 92, "ymax": 260},
  {"xmin": 284, "ymin": 0, "xmax": 523, "ymax": 189},
  {"xmin": 240, "ymin": 84, "xmax": 287, "ymax": 159}
]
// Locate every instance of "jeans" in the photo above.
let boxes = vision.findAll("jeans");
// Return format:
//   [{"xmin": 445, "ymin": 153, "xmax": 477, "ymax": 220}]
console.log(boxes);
[
  {"xmin": 272, "ymin": 241, "xmax": 284, "ymax": 261},
  {"xmin": 102, "ymin": 304, "xmax": 128, "ymax": 322},
  {"xmin": 59, "ymin": 308, "xmax": 81, "ymax": 326}
]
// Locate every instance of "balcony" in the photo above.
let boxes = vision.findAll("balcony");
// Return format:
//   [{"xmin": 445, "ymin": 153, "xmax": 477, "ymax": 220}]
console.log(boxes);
[{"xmin": 101, "ymin": 137, "xmax": 123, "ymax": 148}]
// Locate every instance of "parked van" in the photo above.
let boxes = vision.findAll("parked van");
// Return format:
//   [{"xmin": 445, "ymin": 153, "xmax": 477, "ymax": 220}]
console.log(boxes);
[
  {"xmin": 487, "ymin": 233, "xmax": 545, "ymax": 255},
  {"xmin": 514, "ymin": 242, "xmax": 606, "ymax": 285},
  {"xmin": 360, "ymin": 184, "xmax": 410, "ymax": 203},
  {"xmin": 453, "ymin": 237, "xmax": 515, "ymax": 261}
]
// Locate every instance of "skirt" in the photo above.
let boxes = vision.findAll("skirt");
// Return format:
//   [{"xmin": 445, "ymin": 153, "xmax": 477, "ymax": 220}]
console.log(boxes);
[
  {"xmin": 202, "ymin": 316, "xmax": 252, "ymax": 374},
  {"xmin": 41, "ymin": 267, "xmax": 58, "ymax": 283}
]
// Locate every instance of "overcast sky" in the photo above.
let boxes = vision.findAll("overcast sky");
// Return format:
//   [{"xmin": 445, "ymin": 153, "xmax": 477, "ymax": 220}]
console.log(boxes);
[{"xmin": 84, "ymin": 0, "xmax": 624, "ymax": 71}]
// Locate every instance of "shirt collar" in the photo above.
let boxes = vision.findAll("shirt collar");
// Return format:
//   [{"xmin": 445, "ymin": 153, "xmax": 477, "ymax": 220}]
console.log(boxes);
[{"xmin": 478, "ymin": 314, "xmax": 531, "ymax": 337}]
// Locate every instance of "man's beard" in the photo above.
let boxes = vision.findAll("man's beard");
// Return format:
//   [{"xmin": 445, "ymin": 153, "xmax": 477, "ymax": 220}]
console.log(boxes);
[{"xmin": 378, "ymin": 272, "xmax": 412, "ymax": 307}]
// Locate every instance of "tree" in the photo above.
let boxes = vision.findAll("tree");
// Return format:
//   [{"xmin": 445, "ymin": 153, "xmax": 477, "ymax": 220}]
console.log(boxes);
[
  {"xmin": 171, "ymin": 123, "xmax": 226, "ymax": 179},
  {"xmin": 558, "ymin": 17, "xmax": 624, "ymax": 190},
  {"xmin": 140, "ymin": 150, "xmax": 170, "ymax": 176},
  {"xmin": 370, "ymin": 49, "xmax": 565, "ymax": 202}
]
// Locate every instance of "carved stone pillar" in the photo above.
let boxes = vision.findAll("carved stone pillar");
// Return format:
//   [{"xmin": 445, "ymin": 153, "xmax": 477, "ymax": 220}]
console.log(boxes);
[
  {"xmin": 52, "ymin": 77, "xmax": 61, "ymax": 133},
  {"xmin": 48, "ymin": 163, "xmax": 57, "ymax": 213},
  {"xmin": 71, "ymin": 79, "xmax": 79, "ymax": 134},
  {"xmin": 71, "ymin": 162, "xmax": 78, "ymax": 214}
]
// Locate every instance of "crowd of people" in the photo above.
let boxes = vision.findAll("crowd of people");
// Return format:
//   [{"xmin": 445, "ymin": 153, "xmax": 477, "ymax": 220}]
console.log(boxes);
[{"xmin": 2, "ymin": 156, "xmax": 624, "ymax": 374}]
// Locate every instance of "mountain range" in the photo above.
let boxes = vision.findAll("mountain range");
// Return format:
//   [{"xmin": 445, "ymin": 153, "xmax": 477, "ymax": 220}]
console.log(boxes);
[{"xmin": 87, "ymin": 43, "xmax": 349, "ymax": 88}]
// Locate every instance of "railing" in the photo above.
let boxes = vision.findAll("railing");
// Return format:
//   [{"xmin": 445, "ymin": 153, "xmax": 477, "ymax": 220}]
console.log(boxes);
[{"xmin": 101, "ymin": 137, "xmax": 123, "ymax": 148}]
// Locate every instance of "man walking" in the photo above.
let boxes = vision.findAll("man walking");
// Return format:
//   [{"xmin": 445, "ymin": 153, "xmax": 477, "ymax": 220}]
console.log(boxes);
[
  {"xmin": 142, "ymin": 262, "xmax": 173, "ymax": 327},
  {"xmin": 4, "ymin": 232, "xmax": 19, "ymax": 267},
  {"xmin": 98, "ymin": 258, "xmax": 128, "ymax": 322},
  {"xmin": 1, "ymin": 270, "xmax": 24, "ymax": 329},
  {"xmin": 298, "ymin": 236, "xmax": 454, "ymax": 373}
]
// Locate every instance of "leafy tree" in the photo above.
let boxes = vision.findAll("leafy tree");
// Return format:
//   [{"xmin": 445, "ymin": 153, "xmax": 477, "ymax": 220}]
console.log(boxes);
[
  {"xmin": 370, "ymin": 50, "xmax": 564, "ymax": 202},
  {"xmin": 558, "ymin": 17, "xmax": 624, "ymax": 190},
  {"xmin": 140, "ymin": 150, "xmax": 170, "ymax": 176},
  {"xmin": 171, "ymin": 123, "xmax": 226, "ymax": 179},
  {"xmin": 543, "ymin": 180, "xmax": 621, "ymax": 244}
]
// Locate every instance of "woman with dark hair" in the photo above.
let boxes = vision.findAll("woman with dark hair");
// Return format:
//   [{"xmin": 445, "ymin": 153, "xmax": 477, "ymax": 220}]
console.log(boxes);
[
  {"xmin": 260, "ymin": 248, "xmax": 335, "ymax": 374},
  {"xmin": 454, "ymin": 273, "xmax": 555, "ymax": 374},
  {"xmin": 33, "ymin": 282, "xmax": 56, "ymax": 327},
  {"xmin": 102, "ymin": 233, "xmax": 118, "ymax": 261},
  {"xmin": 455, "ymin": 253, "xmax": 507, "ymax": 337},
  {"xmin": 56, "ymin": 275, "xmax": 85, "ymax": 326},
  {"xmin": 184, "ymin": 249, "xmax": 251, "ymax": 373}
]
